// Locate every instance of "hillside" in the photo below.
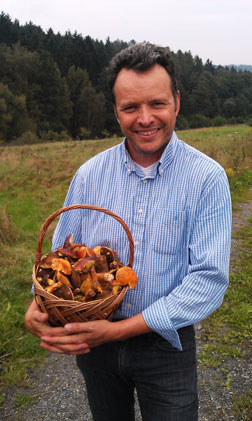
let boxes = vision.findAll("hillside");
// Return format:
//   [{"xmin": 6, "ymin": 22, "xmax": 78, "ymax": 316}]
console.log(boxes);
[{"xmin": 227, "ymin": 64, "xmax": 252, "ymax": 72}]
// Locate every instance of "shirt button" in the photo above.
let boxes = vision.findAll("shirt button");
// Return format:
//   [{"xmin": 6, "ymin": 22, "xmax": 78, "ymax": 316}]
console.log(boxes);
[
  {"xmin": 142, "ymin": 179, "xmax": 148, "ymax": 183},
  {"xmin": 138, "ymin": 209, "xmax": 143, "ymax": 214},
  {"xmin": 159, "ymin": 169, "xmax": 164, "ymax": 174},
  {"xmin": 126, "ymin": 303, "xmax": 132, "ymax": 308},
  {"xmin": 134, "ymin": 241, "xmax": 140, "ymax": 246}
]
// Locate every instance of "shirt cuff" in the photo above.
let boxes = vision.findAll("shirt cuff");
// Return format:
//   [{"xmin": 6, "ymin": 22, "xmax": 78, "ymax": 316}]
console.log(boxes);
[{"xmin": 142, "ymin": 297, "xmax": 182, "ymax": 350}]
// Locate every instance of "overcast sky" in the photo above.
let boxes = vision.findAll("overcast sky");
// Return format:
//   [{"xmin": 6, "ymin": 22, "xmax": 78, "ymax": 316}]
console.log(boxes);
[{"xmin": 1, "ymin": 0, "xmax": 251, "ymax": 66}]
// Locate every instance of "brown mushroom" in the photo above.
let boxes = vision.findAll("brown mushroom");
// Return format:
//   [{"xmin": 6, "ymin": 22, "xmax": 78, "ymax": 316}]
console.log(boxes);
[
  {"xmin": 53, "ymin": 285, "xmax": 74, "ymax": 300},
  {"xmin": 56, "ymin": 271, "xmax": 73, "ymax": 289},
  {"xmin": 70, "ymin": 269, "xmax": 82, "ymax": 288},
  {"xmin": 39, "ymin": 252, "xmax": 60, "ymax": 269},
  {"xmin": 94, "ymin": 255, "xmax": 109, "ymax": 273},
  {"xmin": 63, "ymin": 233, "xmax": 74, "ymax": 249},
  {"xmin": 51, "ymin": 258, "xmax": 72, "ymax": 275},
  {"xmin": 72, "ymin": 257, "xmax": 96, "ymax": 273},
  {"xmin": 57, "ymin": 247, "xmax": 78, "ymax": 260},
  {"xmin": 113, "ymin": 266, "xmax": 138, "ymax": 289}
]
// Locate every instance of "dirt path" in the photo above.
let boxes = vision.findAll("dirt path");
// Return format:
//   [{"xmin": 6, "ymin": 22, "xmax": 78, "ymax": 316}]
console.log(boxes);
[{"xmin": 1, "ymin": 190, "xmax": 252, "ymax": 421}]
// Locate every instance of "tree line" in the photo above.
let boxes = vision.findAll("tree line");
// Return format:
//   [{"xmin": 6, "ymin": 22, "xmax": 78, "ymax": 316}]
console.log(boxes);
[{"xmin": 1, "ymin": 12, "xmax": 252, "ymax": 143}]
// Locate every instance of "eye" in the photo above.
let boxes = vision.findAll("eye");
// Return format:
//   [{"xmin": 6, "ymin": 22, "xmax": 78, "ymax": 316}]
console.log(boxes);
[
  {"xmin": 152, "ymin": 101, "xmax": 165, "ymax": 107},
  {"xmin": 122, "ymin": 105, "xmax": 136, "ymax": 113}
]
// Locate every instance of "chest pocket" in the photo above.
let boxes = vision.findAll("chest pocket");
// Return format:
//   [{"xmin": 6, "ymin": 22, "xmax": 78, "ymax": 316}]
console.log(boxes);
[{"xmin": 150, "ymin": 209, "xmax": 189, "ymax": 255}]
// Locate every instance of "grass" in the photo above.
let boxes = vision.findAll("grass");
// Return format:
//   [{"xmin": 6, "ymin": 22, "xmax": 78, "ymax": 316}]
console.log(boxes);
[
  {"xmin": 0, "ymin": 125, "xmax": 252, "ymax": 417},
  {"xmin": 232, "ymin": 389, "xmax": 252, "ymax": 420}
]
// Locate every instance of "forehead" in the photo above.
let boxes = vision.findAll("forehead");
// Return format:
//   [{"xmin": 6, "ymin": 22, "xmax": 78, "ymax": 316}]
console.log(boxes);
[{"xmin": 113, "ymin": 64, "xmax": 173, "ymax": 102}]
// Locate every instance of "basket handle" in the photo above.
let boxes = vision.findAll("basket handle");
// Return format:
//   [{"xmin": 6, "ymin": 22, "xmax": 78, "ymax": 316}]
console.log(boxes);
[{"xmin": 34, "ymin": 204, "xmax": 134, "ymax": 269}]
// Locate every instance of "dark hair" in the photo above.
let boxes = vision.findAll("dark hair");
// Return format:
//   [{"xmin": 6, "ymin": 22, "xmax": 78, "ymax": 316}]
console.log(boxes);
[{"xmin": 108, "ymin": 42, "xmax": 178, "ymax": 104}]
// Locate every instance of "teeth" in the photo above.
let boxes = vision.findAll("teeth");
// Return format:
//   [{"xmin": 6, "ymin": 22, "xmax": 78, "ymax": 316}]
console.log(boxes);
[{"xmin": 137, "ymin": 130, "xmax": 158, "ymax": 136}]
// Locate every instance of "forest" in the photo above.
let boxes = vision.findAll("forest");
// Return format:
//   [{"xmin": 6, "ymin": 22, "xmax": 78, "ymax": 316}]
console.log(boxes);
[{"xmin": 1, "ymin": 12, "xmax": 252, "ymax": 143}]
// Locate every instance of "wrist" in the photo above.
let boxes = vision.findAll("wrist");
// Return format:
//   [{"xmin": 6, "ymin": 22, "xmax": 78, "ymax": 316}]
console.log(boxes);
[{"xmin": 111, "ymin": 314, "xmax": 152, "ymax": 341}]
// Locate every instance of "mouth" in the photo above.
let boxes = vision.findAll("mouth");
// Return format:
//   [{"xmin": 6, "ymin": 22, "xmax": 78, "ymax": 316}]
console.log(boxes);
[{"xmin": 135, "ymin": 128, "xmax": 160, "ymax": 136}]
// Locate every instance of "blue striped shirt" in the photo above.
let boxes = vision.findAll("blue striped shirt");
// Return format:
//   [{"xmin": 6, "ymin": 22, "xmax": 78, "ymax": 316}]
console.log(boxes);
[{"xmin": 52, "ymin": 132, "xmax": 232, "ymax": 350}]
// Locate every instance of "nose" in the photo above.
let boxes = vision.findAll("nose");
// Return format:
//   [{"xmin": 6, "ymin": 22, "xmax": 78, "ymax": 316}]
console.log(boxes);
[{"xmin": 137, "ymin": 105, "xmax": 154, "ymax": 126}]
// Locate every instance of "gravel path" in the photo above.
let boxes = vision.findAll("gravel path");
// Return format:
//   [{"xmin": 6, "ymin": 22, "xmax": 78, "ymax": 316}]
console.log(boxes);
[{"xmin": 1, "ymin": 190, "xmax": 252, "ymax": 421}]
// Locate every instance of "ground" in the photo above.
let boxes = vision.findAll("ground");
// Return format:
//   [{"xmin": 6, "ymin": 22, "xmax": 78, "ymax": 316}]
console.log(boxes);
[{"xmin": 1, "ymin": 191, "xmax": 252, "ymax": 421}]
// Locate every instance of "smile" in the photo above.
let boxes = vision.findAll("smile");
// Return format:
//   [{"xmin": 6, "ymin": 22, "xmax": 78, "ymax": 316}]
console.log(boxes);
[{"xmin": 136, "ymin": 129, "xmax": 159, "ymax": 136}]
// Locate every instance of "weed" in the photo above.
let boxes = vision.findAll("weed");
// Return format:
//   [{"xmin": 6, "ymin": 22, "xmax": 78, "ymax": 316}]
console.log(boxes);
[
  {"xmin": 231, "ymin": 389, "xmax": 252, "ymax": 420},
  {"xmin": 15, "ymin": 394, "xmax": 35, "ymax": 409}
]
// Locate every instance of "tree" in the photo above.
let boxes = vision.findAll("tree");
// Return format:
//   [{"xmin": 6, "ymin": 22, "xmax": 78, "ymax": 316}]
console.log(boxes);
[
  {"xmin": 67, "ymin": 66, "xmax": 91, "ymax": 137},
  {"xmin": 0, "ymin": 83, "xmax": 34, "ymax": 141}
]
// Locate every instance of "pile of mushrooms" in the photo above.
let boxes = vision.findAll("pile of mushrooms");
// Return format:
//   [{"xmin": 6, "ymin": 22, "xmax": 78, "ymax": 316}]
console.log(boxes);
[{"xmin": 36, "ymin": 234, "xmax": 138, "ymax": 302}]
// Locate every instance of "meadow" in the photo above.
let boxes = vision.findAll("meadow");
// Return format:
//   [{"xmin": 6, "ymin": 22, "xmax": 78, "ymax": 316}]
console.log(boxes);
[{"xmin": 0, "ymin": 125, "xmax": 252, "ymax": 409}]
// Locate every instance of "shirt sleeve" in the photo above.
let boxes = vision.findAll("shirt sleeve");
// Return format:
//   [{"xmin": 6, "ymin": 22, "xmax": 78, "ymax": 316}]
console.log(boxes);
[{"xmin": 142, "ymin": 170, "xmax": 232, "ymax": 350}]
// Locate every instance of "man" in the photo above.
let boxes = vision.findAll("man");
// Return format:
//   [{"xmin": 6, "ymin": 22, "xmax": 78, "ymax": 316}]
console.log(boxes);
[{"xmin": 25, "ymin": 42, "xmax": 232, "ymax": 420}]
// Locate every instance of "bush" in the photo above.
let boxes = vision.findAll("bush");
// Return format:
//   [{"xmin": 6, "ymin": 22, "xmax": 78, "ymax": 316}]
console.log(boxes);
[
  {"xmin": 18, "ymin": 130, "xmax": 39, "ymax": 144},
  {"xmin": 247, "ymin": 118, "xmax": 252, "ymax": 127},
  {"xmin": 176, "ymin": 116, "xmax": 189, "ymax": 130},
  {"xmin": 41, "ymin": 130, "xmax": 70, "ymax": 142},
  {"xmin": 101, "ymin": 129, "xmax": 110, "ymax": 138},
  {"xmin": 189, "ymin": 114, "xmax": 212, "ymax": 129},
  {"xmin": 79, "ymin": 127, "xmax": 91, "ymax": 140},
  {"xmin": 212, "ymin": 115, "xmax": 227, "ymax": 127},
  {"xmin": 228, "ymin": 116, "xmax": 237, "ymax": 125}
]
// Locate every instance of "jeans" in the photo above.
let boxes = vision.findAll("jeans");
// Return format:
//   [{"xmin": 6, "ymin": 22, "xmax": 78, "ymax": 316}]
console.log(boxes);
[{"xmin": 76, "ymin": 325, "xmax": 198, "ymax": 421}]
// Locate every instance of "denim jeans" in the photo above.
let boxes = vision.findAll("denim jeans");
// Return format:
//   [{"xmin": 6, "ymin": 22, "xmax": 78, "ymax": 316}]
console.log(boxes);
[{"xmin": 76, "ymin": 325, "xmax": 198, "ymax": 421}]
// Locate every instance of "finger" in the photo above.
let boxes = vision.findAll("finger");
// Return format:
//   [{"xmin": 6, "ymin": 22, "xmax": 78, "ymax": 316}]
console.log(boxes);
[
  {"xmin": 64, "ymin": 322, "xmax": 92, "ymax": 333},
  {"xmin": 64, "ymin": 320, "xmax": 106, "ymax": 333},
  {"xmin": 40, "ymin": 341, "xmax": 90, "ymax": 355},
  {"xmin": 41, "ymin": 333, "xmax": 87, "ymax": 345},
  {"xmin": 41, "ymin": 326, "xmax": 68, "ymax": 336}
]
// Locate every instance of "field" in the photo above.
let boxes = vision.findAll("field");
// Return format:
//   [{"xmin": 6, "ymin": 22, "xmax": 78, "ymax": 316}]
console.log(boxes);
[{"xmin": 0, "ymin": 125, "xmax": 252, "ymax": 414}]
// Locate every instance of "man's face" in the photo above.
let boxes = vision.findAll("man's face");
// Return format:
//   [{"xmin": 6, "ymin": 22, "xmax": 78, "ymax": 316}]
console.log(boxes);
[{"xmin": 113, "ymin": 64, "xmax": 180, "ymax": 167}]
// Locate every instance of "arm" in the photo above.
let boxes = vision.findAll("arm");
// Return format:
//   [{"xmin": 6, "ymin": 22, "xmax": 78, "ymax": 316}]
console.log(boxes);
[{"xmin": 142, "ymin": 170, "xmax": 232, "ymax": 349}]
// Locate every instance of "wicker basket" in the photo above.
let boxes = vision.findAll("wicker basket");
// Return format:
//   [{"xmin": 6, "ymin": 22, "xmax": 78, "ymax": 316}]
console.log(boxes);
[{"xmin": 32, "ymin": 204, "xmax": 134, "ymax": 326}]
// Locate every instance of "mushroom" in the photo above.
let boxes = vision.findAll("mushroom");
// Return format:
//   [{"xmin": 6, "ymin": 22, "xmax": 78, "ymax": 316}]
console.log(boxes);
[
  {"xmin": 63, "ymin": 233, "xmax": 74, "ymax": 249},
  {"xmin": 70, "ymin": 269, "xmax": 82, "ymax": 288},
  {"xmin": 57, "ymin": 247, "xmax": 78, "ymax": 260},
  {"xmin": 51, "ymin": 258, "xmax": 72, "ymax": 275},
  {"xmin": 39, "ymin": 252, "xmax": 60, "ymax": 269},
  {"xmin": 112, "ymin": 266, "xmax": 138, "ymax": 289},
  {"xmin": 94, "ymin": 255, "xmax": 109, "ymax": 273},
  {"xmin": 93, "ymin": 246, "xmax": 115, "ymax": 264},
  {"xmin": 53, "ymin": 285, "xmax": 74, "ymax": 300},
  {"xmin": 56, "ymin": 271, "xmax": 73, "ymax": 289},
  {"xmin": 72, "ymin": 257, "xmax": 96, "ymax": 273},
  {"xmin": 96, "ymin": 272, "xmax": 114, "ymax": 288}
]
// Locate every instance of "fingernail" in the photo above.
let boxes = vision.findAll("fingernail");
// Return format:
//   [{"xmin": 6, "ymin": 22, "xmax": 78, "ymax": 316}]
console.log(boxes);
[{"xmin": 64, "ymin": 324, "xmax": 72, "ymax": 331}]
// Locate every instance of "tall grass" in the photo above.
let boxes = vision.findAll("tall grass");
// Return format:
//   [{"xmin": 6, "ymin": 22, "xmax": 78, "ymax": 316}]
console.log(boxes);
[{"xmin": 0, "ymin": 125, "xmax": 252, "ymax": 391}]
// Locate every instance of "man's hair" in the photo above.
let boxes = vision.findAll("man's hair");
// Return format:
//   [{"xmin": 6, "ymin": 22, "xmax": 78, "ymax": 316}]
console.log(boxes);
[{"xmin": 108, "ymin": 42, "xmax": 178, "ymax": 104}]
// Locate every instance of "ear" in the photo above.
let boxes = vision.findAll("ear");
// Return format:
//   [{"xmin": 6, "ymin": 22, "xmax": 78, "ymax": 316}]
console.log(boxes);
[
  {"xmin": 175, "ymin": 91, "xmax": 180, "ymax": 116},
  {"xmin": 113, "ymin": 104, "xmax": 120, "ymax": 124}
]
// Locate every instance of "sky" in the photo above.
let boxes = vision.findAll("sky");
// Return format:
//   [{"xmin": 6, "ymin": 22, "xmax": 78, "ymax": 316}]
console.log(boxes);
[{"xmin": 1, "ymin": 0, "xmax": 251, "ymax": 66}]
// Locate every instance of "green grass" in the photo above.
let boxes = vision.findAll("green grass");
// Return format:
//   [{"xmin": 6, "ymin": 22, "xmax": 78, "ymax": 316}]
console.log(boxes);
[
  {"xmin": 232, "ymin": 389, "xmax": 252, "ymax": 420},
  {"xmin": 15, "ymin": 394, "xmax": 35, "ymax": 410},
  {"xmin": 0, "ymin": 125, "xmax": 252, "ymax": 393},
  {"xmin": 198, "ymin": 217, "xmax": 252, "ymax": 364}
]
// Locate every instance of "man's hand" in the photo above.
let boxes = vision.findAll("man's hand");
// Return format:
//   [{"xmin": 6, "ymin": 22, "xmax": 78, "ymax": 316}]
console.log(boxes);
[
  {"xmin": 25, "ymin": 300, "xmax": 151, "ymax": 355},
  {"xmin": 40, "ymin": 320, "xmax": 116, "ymax": 355},
  {"xmin": 24, "ymin": 298, "xmax": 88, "ymax": 353},
  {"xmin": 40, "ymin": 314, "xmax": 152, "ymax": 355}
]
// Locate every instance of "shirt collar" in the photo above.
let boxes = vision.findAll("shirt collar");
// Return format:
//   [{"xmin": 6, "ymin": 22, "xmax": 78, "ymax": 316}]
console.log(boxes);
[{"xmin": 121, "ymin": 131, "xmax": 178, "ymax": 176}]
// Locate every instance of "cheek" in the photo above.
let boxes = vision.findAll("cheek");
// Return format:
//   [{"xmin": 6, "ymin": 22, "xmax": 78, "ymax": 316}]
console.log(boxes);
[{"xmin": 119, "ymin": 116, "xmax": 134, "ymax": 131}]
